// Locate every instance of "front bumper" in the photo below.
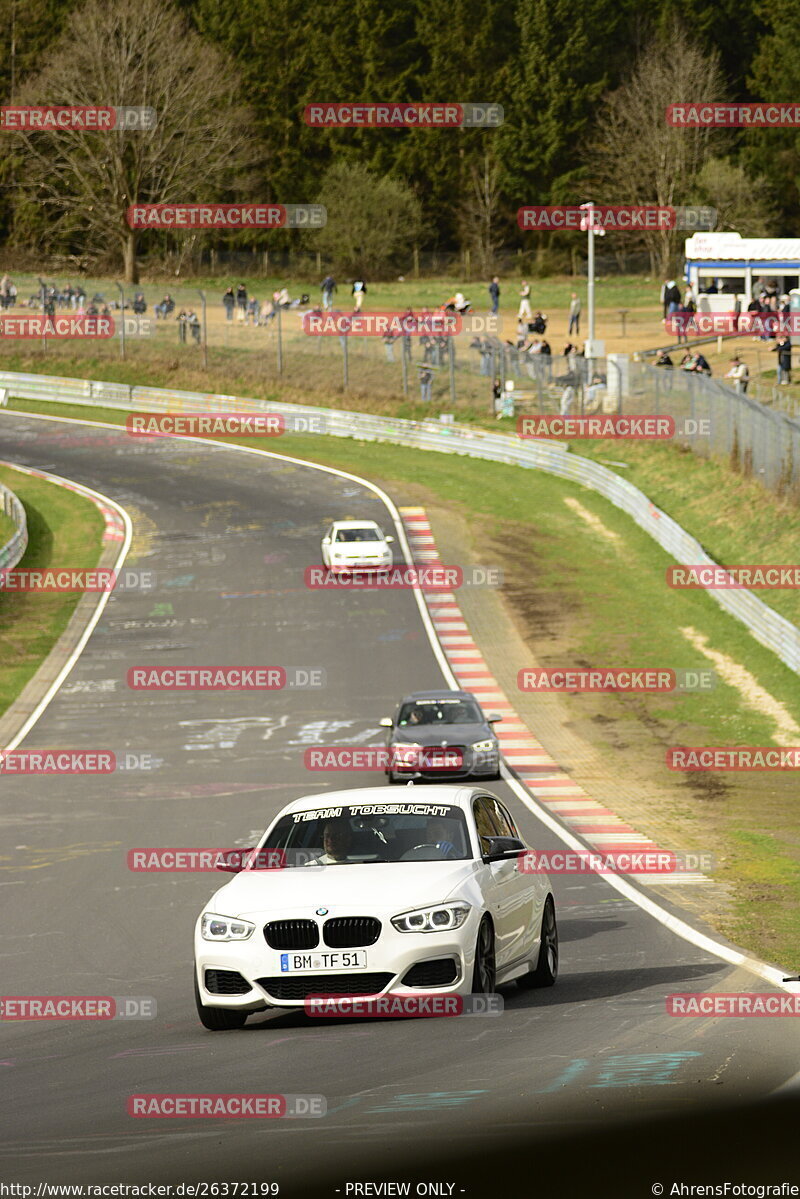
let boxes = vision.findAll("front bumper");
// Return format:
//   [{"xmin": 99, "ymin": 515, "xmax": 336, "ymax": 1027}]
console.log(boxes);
[
  {"xmin": 388, "ymin": 747, "xmax": 500, "ymax": 780},
  {"xmin": 194, "ymin": 910, "xmax": 479, "ymax": 1012}
]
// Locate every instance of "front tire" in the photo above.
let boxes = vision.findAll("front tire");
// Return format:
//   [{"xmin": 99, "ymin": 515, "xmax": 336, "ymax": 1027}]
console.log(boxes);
[
  {"xmin": 471, "ymin": 917, "xmax": 496, "ymax": 994},
  {"xmin": 517, "ymin": 896, "xmax": 558, "ymax": 990},
  {"xmin": 194, "ymin": 970, "xmax": 248, "ymax": 1030}
]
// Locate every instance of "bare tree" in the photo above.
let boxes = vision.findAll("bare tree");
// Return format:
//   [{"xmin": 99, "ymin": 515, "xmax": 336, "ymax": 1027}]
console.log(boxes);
[
  {"xmin": 458, "ymin": 151, "xmax": 503, "ymax": 278},
  {"xmin": 4, "ymin": 0, "xmax": 258, "ymax": 281},
  {"xmin": 584, "ymin": 26, "xmax": 727, "ymax": 276}
]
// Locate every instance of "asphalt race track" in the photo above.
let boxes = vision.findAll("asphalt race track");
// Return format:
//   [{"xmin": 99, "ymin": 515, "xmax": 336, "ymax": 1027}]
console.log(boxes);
[{"xmin": 1, "ymin": 411, "xmax": 799, "ymax": 1194}]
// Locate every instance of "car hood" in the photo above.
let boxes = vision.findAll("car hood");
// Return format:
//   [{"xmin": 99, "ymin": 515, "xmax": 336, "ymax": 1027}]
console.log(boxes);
[
  {"xmin": 390, "ymin": 723, "xmax": 492, "ymax": 746},
  {"xmin": 207, "ymin": 860, "xmax": 478, "ymax": 919}
]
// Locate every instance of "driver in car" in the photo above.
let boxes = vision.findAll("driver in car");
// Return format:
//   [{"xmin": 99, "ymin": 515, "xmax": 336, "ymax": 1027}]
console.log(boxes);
[
  {"xmin": 307, "ymin": 819, "xmax": 353, "ymax": 865},
  {"xmin": 427, "ymin": 819, "xmax": 458, "ymax": 859}
]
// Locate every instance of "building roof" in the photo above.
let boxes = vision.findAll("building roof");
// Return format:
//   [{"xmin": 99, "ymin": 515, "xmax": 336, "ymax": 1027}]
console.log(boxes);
[{"xmin": 685, "ymin": 232, "xmax": 800, "ymax": 262}]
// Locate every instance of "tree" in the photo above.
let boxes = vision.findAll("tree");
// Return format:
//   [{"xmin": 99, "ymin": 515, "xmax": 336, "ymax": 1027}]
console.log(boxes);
[
  {"xmin": 744, "ymin": 0, "xmax": 800, "ymax": 232},
  {"xmin": 458, "ymin": 151, "xmax": 504, "ymax": 276},
  {"xmin": 584, "ymin": 25, "xmax": 727, "ymax": 275},
  {"xmin": 313, "ymin": 161, "xmax": 421, "ymax": 276},
  {"xmin": 693, "ymin": 157, "xmax": 779, "ymax": 236},
  {"xmin": 4, "ymin": 0, "xmax": 258, "ymax": 281}
]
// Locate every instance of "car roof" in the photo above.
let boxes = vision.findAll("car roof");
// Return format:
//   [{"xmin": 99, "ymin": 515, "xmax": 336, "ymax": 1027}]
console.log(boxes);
[
  {"xmin": 279, "ymin": 785, "xmax": 482, "ymax": 815},
  {"xmin": 398, "ymin": 690, "xmax": 481, "ymax": 704},
  {"xmin": 331, "ymin": 519, "xmax": 383, "ymax": 530}
]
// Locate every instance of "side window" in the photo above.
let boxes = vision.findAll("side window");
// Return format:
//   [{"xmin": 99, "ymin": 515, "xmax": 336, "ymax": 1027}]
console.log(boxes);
[
  {"xmin": 472, "ymin": 798, "xmax": 498, "ymax": 852},
  {"xmin": 484, "ymin": 798, "xmax": 516, "ymax": 839}
]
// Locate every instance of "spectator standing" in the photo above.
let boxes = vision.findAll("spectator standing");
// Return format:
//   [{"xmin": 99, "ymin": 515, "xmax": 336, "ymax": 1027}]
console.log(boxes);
[
  {"xmin": 663, "ymin": 279, "xmax": 681, "ymax": 318},
  {"xmin": 492, "ymin": 377, "xmax": 502, "ymax": 415},
  {"xmin": 0, "ymin": 275, "xmax": 10, "ymax": 309},
  {"xmin": 568, "ymin": 292, "xmax": 581, "ymax": 336},
  {"xmin": 247, "ymin": 295, "xmax": 259, "ymax": 326},
  {"xmin": 321, "ymin": 275, "xmax": 337, "ymax": 310},
  {"xmin": 488, "ymin": 276, "xmax": 500, "ymax": 315},
  {"xmin": 177, "ymin": 309, "xmax": 188, "ymax": 343},
  {"xmin": 352, "ymin": 278, "xmax": 366, "ymax": 311},
  {"xmin": 222, "ymin": 287, "xmax": 235, "ymax": 322},
  {"xmin": 419, "ymin": 365, "xmax": 433, "ymax": 402},
  {"xmin": 518, "ymin": 281, "xmax": 532, "ymax": 321},
  {"xmin": 188, "ymin": 310, "xmax": 202, "ymax": 344},
  {"xmin": 725, "ymin": 356, "xmax": 749, "ymax": 393},
  {"xmin": 773, "ymin": 335, "xmax": 792, "ymax": 384},
  {"xmin": 235, "ymin": 283, "xmax": 248, "ymax": 322}
]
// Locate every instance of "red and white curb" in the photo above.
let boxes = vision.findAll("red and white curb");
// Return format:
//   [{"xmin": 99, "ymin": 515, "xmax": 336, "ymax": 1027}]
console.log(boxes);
[
  {"xmin": 10, "ymin": 465, "xmax": 126, "ymax": 543},
  {"xmin": 399, "ymin": 506, "xmax": 709, "ymax": 887}
]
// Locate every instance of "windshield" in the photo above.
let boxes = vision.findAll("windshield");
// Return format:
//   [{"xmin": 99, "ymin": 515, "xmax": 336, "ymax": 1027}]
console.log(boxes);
[
  {"xmin": 260, "ymin": 803, "xmax": 471, "ymax": 866},
  {"xmin": 398, "ymin": 699, "xmax": 483, "ymax": 727},
  {"xmin": 335, "ymin": 528, "xmax": 382, "ymax": 542}
]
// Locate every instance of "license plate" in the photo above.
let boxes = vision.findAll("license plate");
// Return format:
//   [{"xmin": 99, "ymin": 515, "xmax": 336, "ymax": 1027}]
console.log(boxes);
[
  {"xmin": 279, "ymin": 950, "xmax": 368, "ymax": 973},
  {"xmin": 423, "ymin": 750, "xmax": 462, "ymax": 769}
]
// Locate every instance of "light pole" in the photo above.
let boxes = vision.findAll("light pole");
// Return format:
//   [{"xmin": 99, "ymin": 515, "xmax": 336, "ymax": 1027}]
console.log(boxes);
[
  {"xmin": 579, "ymin": 201, "xmax": 605, "ymax": 376},
  {"xmin": 115, "ymin": 281, "xmax": 125, "ymax": 360}
]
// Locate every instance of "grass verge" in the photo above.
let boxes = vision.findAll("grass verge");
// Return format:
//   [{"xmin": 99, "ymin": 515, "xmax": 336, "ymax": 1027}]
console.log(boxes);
[{"xmin": 0, "ymin": 463, "xmax": 105, "ymax": 719}]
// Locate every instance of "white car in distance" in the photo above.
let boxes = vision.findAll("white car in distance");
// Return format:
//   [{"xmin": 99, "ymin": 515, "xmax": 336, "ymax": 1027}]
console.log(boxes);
[
  {"xmin": 321, "ymin": 520, "xmax": 394, "ymax": 572},
  {"xmin": 193, "ymin": 785, "xmax": 557, "ymax": 1030}
]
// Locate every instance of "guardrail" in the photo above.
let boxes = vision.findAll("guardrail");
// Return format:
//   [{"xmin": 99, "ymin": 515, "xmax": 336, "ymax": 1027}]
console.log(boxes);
[
  {"xmin": 0, "ymin": 477, "xmax": 28, "ymax": 572},
  {"xmin": 1, "ymin": 368, "xmax": 798, "ymax": 675}
]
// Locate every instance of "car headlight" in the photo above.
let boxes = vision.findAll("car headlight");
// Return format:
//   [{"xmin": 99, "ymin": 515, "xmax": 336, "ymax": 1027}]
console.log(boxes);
[
  {"xmin": 391, "ymin": 903, "xmax": 471, "ymax": 933},
  {"xmin": 391, "ymin": 742, "xmax": 422, "ymax": 765},
  {"xmin": 201, "ymin": 913, "xmax": 256, "ymax": 941},
  {"xmin": 471, "ymin": 739, "xmax": 497, "ymax": 752}
]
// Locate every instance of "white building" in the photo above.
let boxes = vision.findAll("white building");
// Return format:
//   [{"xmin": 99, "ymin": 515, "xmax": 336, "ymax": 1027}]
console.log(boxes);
[{"xmin": 684, "ymin": 231, "xmax": 800, "ymax": 307}]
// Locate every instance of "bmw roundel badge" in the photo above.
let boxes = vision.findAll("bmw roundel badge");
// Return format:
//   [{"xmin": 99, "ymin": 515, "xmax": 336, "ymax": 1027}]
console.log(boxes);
[{"xmin": 316, "ymin": 907, "xmax": 328, "ymax": 916}]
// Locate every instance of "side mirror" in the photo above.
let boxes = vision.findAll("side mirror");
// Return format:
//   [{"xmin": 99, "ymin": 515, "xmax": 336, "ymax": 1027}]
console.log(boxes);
[
  {"xmin": 321, "ymin": 537, "xmax": 331, "ymax": 545},
  {"xmin": 487, "ymin": 713, "xmax": 503, "ymax": 723},
  {"xmin": 215, "ymin": 847, "xmax": 257, "ymax": 873},
  {"xmin": 385, "ymin": 535, "xmax": 394, "ymax": 543},
  {"xmin": 482, "ymin": 836, "xmax": 527, "ymax": 862},
  {"xmin": 378, "ymin": 717, "xmax": 393, "ymax": 728}
]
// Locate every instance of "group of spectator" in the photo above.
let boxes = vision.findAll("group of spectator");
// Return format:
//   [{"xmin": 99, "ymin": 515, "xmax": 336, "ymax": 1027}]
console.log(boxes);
[
  {"xmin": 320, "ymin": 276, "xmax": 367, "ymax": 311},
  {"xmin": 222, "ymin": 283, "xmax": 314, "ymax": 326},
  {"xmin": 655, "ymin": 349, "xmax": 712, "ymax": 375}
]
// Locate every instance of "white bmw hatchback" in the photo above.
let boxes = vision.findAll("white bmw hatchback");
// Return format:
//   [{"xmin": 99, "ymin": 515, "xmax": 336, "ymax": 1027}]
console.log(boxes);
[
  {"xmin": 193, "ymin": 786, "xmax": 557, "ymax": 1030},
  {"xmin": 320, "ymin": 520, "xmax": 394, "ymax": 571}
]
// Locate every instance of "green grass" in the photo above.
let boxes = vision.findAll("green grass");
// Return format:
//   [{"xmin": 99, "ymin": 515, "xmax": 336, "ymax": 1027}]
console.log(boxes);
[
  {"xmin": 7, "ymin": 270, "xmax": 657, "ymax": 313},
  {"xmin": 0, "ymin": 511, "xmax": 16, "ymax": 545},
  {"xmin": 4, "ymin": 394, "xmax": 800, "ymax": 965},
  {"xmin": 0, "ymin": 464, "xmax": 105, "ymax": 717}
]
